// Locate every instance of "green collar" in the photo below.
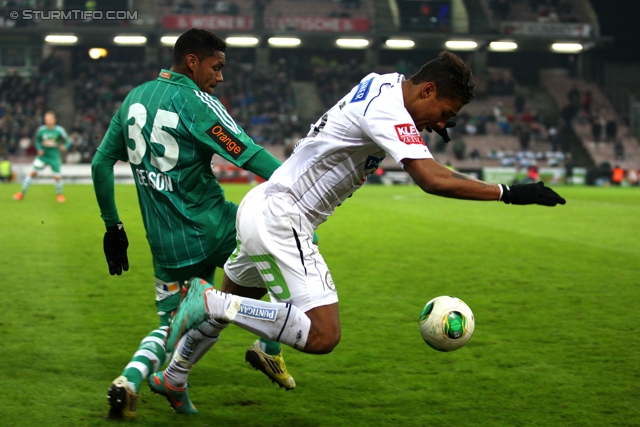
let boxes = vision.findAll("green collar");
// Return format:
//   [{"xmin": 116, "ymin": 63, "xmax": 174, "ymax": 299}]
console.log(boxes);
[{"xmin": 157, "ymin": 69, "xmax": 199, "ymax": 90}]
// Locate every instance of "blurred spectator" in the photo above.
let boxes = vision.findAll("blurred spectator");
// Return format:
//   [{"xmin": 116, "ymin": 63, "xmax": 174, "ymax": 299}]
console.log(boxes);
[
  {"xmin": 175, "ymin": 0, "xmax": 195, "ymax": 14},
  {"xmin": 215, "ymin": 60, "xmax": 302, "ymax": 146},
  {"xmin": 486, "ymin": 73, "xmax": 515, "ymax": 96},
  {"xmin": 567, "ymin": 84, "xmax": 580, "ymax": 109},
  {"xmin": 202, "ymin": 0, "xmax": 215, "ymax": 14},
  {"xmin": 627, "ymin": 168, "xmax": 639, "ymax": 186},
  {"xmin": 581, "ymin": 89, "xmax": 592, "ymax": 116},
  {"xmin": 522, "ymin": 165, "xmax": 539, "ymax": 183},
  {"xmin": 0, "ymin": 155, "xmax": 11, "ymax": 182},
  {"xmin": 614, "ymin": 139, "xmax": 625, "ymax": 161},
  {"xmin": 548, "ymin": 125, "xmax": 560, "ymax": 152},
  {"xmin": 514, "ymin": 120, "xmax": 531, "ymax": 151},
  {"xmin": 564, "ymin": 152, "xmax": 574, "ymax": 184},
  {"xmin": 0, "ymin": 70, "xmax": 48, "ymax": 157},
  {"xmin": 313, "ymin": 58, "xmax": 369, "ymax": 108},
  {"xmin": 514, "ymin": 92, "xmax": 526, "ymax": 114},
  {"xmin": 611, "ymin": 165, "xmax": 624, "ymax": 186},
  {"xmin": 605, "ymin": 114, "xmax": 618, "ymax": 143},
  {"xmin": 493, "ymin": 101, "xmax": 513, "ymax": 135},
  {"xmin": 590, "ymin": 109, "xmax": 605, "ymax": 143},
  {"xmin": 71, "ymin": 62, "xmax": 157, "ymax": 162}
]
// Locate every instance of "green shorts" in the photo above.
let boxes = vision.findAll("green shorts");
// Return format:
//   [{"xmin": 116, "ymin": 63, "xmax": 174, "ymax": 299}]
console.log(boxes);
[
  {"xmin": 153, "ymin": 250, "xmax": 233, "ymax": 326},
  {"xmin": 33, "ymin": 156, "xmax": 61, "ymax": 174}
]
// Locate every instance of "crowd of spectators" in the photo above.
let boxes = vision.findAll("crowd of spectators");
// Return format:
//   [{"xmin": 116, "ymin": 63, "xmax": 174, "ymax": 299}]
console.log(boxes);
[
  {"xmin": 67, "ymin": 62, "xmax": 158, "ymax": 163},
  {"xmin": 169, "ymin": 0, "xmax": 241, "ymax": 15},
  {"xmin": 559, "ymin": 84, "xmax": 625, "ymax": 163},
  {"xmin": 158, "ymin": 0, "xmax": 367, "ymax": 23},
  {"xmin": 64, "ymin": 59, "xmax": 302, "ymax": 163},
  {"xmin": 0, "ymin": 70, "xmax": 49, "ymax": 157},
  {"xmin": 214, "ymin": 60, "xmax": 304, "ymax": 147},
  {"xmin": 311, "ymin": 57, "xmax": 370, "ymax": 109},
  {"xmin": 488, "ymin": 0, "xmax": 578, "ymax": 23}
]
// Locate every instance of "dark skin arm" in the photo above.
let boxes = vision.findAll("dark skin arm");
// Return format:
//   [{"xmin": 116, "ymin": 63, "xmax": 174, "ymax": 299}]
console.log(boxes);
[{"xmin": 402, "ymin": 158, "xmax": 501, "ymax": 201}]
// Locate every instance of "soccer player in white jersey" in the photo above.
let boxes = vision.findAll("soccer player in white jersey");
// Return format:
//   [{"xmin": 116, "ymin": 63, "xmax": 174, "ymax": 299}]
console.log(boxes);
[{"xmin": 164, "ymin": 51, "xmax": 566, "ymax": 359}]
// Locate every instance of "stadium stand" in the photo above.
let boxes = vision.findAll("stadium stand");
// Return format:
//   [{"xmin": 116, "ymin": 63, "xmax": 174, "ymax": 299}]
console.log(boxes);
[
  {"xmin": 213, "ymin": 60, "xmax": 305, "ymax": 147},
  {"xmin": 69, "ymin": 62, "xmax": 158, "ymax": 163},
  {"xmin": 483, "ymin": 0, "xmax": 590, "ymax": 28},
  {"xmin": 541, "ymin": 69, "xmax": 640, "ymax": 170},
  {"xmin": 156, "ymin": 0, "xmax": 373, "ymax": 22},
  {"xmin": 64, "ymin": 58, "xmax": 302, "ymax": 165},
  {"xmin": 0, "ymin": 71, "xmax": 50, "ymax": 157}
]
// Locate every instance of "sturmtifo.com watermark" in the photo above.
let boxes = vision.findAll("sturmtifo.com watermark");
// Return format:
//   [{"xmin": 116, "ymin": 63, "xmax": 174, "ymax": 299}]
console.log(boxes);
[{"xmin": 9, "ymin": 10, "xmax": 138, "ymax": 20}]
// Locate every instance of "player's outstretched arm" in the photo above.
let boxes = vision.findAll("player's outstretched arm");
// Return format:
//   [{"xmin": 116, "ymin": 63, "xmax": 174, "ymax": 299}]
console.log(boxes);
[
  {"xmin": 243, "ymin": 149, "xmax": 282, "ymax": 180},
  {"xmin": 402, "ymin": 158, "xmax": 566, "ymax": 206},
  {"xmin": 92, "ymin": 151, "xmax": 129, "ymax": 275}
]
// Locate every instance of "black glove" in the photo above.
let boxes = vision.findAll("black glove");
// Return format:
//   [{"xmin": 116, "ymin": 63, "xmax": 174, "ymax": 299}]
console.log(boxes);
[
  {"xmin": 103, "ymin": 222, "xmax": 129, "ymax": 275},
  {"xmin": 425, "ymin": 121, "xmax": 456, "ymax": 143},
  {"xmin": 500, "ymin": 182, "xmax": 566, "ymax": 206}
]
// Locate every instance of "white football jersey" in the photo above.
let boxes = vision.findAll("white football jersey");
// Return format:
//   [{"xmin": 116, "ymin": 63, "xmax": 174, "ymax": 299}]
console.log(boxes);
[{"xmin": 264, "ymin": 72, "xmax": 433, "ymax": 228}]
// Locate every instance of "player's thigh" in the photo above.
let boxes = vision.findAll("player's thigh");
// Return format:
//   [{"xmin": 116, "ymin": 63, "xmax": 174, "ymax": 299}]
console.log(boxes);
[
  {"xmin": 49, "ymin": 158, "xmax": 61, "ymax": 175},
  {"xmin": 32, "ymin": 157, "xmax": 46, "ymax": 173},
  {"xmin": 226, "ymin": 190, "xmax": 338, "ymax": 313},
  {"xmin": 221, "ymin": 273, "xmax": 268, "ymax": 299}
]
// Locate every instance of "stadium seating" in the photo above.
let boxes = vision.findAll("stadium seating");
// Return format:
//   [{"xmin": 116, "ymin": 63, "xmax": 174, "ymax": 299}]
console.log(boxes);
[
  {"xmin": 541, "ymin": 69, "xmax": 640, "ymax": 170},
  {"xmin": 482, "ymin": 0, "xmax": 590, "ymax": 28},
  {"xmin": 0, "ymin": 71, "xmax": 50, "ymax": 157},
  {"xmin": 157, "ymin": 0, "xmax": 372, "ymax": 22}
]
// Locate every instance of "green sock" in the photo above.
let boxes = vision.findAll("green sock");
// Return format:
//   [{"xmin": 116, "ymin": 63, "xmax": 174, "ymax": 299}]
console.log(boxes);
[
  {"xmin": 259, "ymin": 337, "xmax": 282, "ymax": 356},
  {"xmin": 121, "ymin": 327, "xmax": 168, "ymax": 392}
]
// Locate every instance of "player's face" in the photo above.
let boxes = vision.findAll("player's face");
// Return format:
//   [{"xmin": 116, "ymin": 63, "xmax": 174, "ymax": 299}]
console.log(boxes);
[
  {"xmin": 44, "ymin": 113, "xmax": 56, "ymax": 128},
  {"xmin": 193, "ymin": 51, "xmax": 225, "ymax": 95},
  {"xmin": 410, "ymin": 83, "xmax": 463, "ymax": 132}
]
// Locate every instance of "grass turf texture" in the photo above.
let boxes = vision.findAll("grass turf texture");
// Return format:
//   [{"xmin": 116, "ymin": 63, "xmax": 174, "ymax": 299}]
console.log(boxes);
[{"xmin": 0, "ymin": 183, "xmax": 638, "ymax": 427}]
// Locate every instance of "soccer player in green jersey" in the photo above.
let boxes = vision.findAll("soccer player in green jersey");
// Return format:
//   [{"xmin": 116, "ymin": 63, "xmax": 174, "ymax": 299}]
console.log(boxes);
[
  {"xmin": 14, "ymin": 111, "xmax": 70, "ymax": 202},
  {"xmin": 92, "ymin": 29, "xmax": 294, "ymax": 420}
]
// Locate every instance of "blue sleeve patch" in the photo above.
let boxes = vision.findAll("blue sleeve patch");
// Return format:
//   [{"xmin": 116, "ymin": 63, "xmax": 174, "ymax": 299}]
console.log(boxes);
[{"xmin": 350, "ymin": 77, "xmax": 374, "ymax": 103}]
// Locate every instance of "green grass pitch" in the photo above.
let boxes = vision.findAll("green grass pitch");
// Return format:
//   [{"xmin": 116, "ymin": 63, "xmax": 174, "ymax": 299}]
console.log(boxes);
[{"xmin": 0, "ymin": 182, "xmax": 638, "ymax": 427}]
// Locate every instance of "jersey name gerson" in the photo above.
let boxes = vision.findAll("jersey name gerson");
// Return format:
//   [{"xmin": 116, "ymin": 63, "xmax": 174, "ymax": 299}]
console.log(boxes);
[{"xmin": 134, "ymin": 168, "xmax": 174, "ymax": 192}]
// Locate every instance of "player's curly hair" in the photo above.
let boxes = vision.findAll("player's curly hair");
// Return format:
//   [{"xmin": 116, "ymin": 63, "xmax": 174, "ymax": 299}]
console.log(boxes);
[
  {"xmin": 173, "ymin": 28, "xmax": 227, "ymax": 65},
  {"xmin": 409, "ymin": 51, "xmax": 475, "ymax": 105}
]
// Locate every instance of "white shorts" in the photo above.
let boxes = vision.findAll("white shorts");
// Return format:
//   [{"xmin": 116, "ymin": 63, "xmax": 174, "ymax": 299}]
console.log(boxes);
[{"xmin": 224, "ymin": 185, "xmax": 338, "ymax": 313}]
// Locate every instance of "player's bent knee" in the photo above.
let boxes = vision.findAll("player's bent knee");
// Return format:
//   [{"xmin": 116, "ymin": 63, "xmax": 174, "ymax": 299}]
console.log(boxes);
[
  {"xmin": 303, "ymin": 303, "xmax": 341, "ymax": 354},
  {"xmin": 304, "ymin": 325, "xmax": 341, "ymax": 354}
]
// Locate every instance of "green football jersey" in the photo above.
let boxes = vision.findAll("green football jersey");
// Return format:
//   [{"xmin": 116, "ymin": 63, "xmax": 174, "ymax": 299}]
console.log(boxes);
[
  {"xmin": 35, "ymin": 125, "xmax": 69, "ymax": 162},
  {"xmin": 96, "ymin": 69, "xmax": 263, "ymax": 268}
]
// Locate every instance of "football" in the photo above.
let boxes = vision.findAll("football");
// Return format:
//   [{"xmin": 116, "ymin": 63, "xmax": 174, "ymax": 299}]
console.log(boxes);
[{"xmin": 419, "ymin": 296, "xmax": 475, "ymax": 352}]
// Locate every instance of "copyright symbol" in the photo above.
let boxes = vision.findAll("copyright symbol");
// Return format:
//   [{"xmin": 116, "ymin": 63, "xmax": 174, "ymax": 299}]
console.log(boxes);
[{"xmin": 9, "ymin": 11, "xmax": 19, "ymax": 19}]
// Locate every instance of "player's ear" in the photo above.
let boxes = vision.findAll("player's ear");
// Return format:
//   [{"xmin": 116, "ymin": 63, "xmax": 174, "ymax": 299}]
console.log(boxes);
[
  {"xmin": 185, "ymin": 54, "xmax": 200, "ymax": 72},
  {"xmin": 422, "ymin": 82, "xmax": 436, "ymax": 99}
]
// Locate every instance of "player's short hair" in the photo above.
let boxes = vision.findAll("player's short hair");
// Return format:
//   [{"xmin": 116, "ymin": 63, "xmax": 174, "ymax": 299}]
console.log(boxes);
[
  {"xmin": 173, "ymin": 28, "xmax": 226, "ymax": 66},
  {"xmin": 409, "ymin": 51, "xmax": 475, "ymax": 105},
  {"xmin": 44, "ymin": 110, "xmax": 56, "ymax": 117}
]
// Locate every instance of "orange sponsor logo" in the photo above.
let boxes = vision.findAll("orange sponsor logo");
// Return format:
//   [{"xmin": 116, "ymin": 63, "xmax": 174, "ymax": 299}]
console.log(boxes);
[{"xmin": 210, "ymin": 125, "xmax": 243, "ymax": 155}]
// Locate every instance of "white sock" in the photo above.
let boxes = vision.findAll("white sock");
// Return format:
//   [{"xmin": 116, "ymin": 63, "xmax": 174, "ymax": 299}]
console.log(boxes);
[
  {"xmin": 21, "ymin": 175, "xmax": 32, "ymax": 193},
  {"xmin": 164, "ymin": 319, "xmax": 227, "ymax": 388},
  {"xmin": 205, "ymin": 289, "xmax": 311, "ymax": 351}
]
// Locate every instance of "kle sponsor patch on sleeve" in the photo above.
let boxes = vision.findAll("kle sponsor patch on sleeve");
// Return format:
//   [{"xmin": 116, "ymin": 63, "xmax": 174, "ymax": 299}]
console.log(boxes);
[
  {"xmin": 394, "ymin": 124, "xmax": 425, "ymax": 145},
  {"xmin": 205, "ymin": 123, "xmax": 247, "ymax": 160}
]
